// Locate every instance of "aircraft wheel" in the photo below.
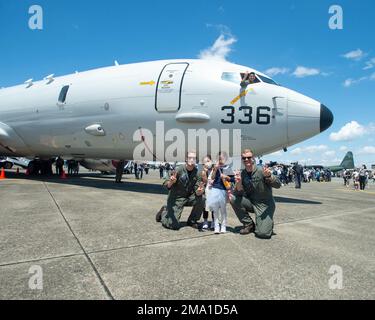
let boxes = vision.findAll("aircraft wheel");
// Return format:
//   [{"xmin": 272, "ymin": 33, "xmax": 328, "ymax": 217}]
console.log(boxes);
[
  {"xmin": 4, "ymin": 162, "xmax": 13, "ymax": 170},
  {"xmin": 28, "ymin": 161, "xmax": 36, "ymax": 175}
]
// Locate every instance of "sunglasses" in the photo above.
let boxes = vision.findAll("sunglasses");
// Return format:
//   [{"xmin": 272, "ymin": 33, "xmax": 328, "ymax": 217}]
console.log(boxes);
[{"xmin": 242, "ymin": 156, "xmax": 253, "ymax": 161}]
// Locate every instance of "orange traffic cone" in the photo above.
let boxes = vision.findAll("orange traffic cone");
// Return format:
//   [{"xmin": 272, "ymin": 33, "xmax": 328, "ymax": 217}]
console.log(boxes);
[
  {"xmin": 0, "ymin": 168, "xmax": 6, "ymax": 179},
  {"xmin": 61, "ymin": 170, "xmax": 67, "ymax": 179}
]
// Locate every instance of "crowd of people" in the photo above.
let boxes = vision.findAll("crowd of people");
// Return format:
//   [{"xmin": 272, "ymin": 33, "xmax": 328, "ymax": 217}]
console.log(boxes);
[
  {"xmin": 24, "ymin": 156, "xmax": 79, "ymax": 176},
  {"xmin": 115, "ymin": 161, "xmax": 150, "ymax": 183},
  {"xmin": 264, "ymin": 163, "xmax": 332, "ymax": 188},
  {"xmin": 66, "ymin": 159, "xmax": 80, "ymax": 176},
  {"xmin": 158, "ymin": 162, "xmax": 177, "ymax": 179},
  {"xmin": 132, "ymin": 162, "xmax": 150, "ymax": 179},
  {"xmin": 342, "ymin": 166, "xmax": 373, "ymax": 190}
]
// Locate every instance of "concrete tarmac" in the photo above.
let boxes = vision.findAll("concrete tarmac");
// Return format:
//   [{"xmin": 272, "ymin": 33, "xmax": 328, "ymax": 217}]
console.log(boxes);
[{"xmin": 0, "ymin": 169, "xmax": 374, "ymax": 300}]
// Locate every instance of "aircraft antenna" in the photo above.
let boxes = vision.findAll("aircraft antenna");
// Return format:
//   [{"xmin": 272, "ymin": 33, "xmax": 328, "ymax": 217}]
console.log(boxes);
[
  {"xmin": 24, "ymin": 79, "xmax": 33, "ymax": 88},
  {"xmin": 139, "ymin": 127, "xmax": 161, "ymax": 162},
  {"xmin": 44, "ymin": 74, "xmax": 55, "ymax": 84}
]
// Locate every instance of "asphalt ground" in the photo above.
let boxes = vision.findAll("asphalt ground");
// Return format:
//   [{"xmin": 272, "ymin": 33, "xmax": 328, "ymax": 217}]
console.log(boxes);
[{"xmin": 0, "ymin": 168, "xmax": 374, "ymax": 300}]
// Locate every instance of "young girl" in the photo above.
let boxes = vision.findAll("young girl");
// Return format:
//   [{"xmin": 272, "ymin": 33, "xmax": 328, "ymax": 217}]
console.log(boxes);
[
  {"xmin": 206, "ymin": 152, "xmax": 233, "ymax": 234},
  {"xmin": 201, "ymin": 155, "xmax": 214, "ymax": 230}
]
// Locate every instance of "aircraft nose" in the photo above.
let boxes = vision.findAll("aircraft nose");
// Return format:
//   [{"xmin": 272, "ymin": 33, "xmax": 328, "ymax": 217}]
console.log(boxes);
[{"xmin": 320, "ymin": 104, "xmax": 334, "ymax": 132}]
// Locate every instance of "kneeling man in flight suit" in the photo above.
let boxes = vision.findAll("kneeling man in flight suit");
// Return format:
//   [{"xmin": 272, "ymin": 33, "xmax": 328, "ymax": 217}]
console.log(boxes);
[
  {"xmin": 230, "ymin": 149, "xmax": 281, "ymax": 239},
  {"xmin": 156, "ymin": 151, "xmax": 205, "ymax": 230}
]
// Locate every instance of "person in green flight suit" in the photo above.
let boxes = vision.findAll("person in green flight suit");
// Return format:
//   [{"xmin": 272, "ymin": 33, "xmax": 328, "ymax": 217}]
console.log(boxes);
[
  {"xmin": 230, "ymin": 149, "xmax": 281, "ymax": 239},
  {"xmin": 156, "ymin": 150, "xmax": 205, "ymax": 230}
]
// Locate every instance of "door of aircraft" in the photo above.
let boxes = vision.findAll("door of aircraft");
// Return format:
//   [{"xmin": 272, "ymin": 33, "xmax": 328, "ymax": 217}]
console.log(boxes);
[
  {"xmin": 155, "ymin": 63, "xmax": 189, "ymax": 112},
  {"xmin": 272, "ymin": 96, "xmax": 288, "ymax": 145}
]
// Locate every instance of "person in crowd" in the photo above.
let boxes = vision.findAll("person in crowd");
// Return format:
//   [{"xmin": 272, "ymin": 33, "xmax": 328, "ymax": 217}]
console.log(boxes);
[
  {"xmin": 293, "ymin": 162, "xmax": 303, "ymax": 188},
  {"xmin": 159, "ymin": 163, "xmax": 164, "ymax": 179},
  {"xmin": 353, "ymin": 170, "xmax": 360, "ymax": 190},
  {"xmin": 55, "ymin": 156, "xmax": 64, "ymax": 176},
  {"xmin": 201, "ymin": 155, "xmax": 214, "ymax": 231},
  {"xmin": 359, "ymin": 165, "xmax": 367, "ymax": 190},
  {"xmin": 115, "ymin": 160, "xmax": 125, "ymax": 183}
]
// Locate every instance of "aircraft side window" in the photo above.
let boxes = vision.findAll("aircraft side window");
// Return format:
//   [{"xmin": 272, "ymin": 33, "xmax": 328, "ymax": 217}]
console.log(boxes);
[
  {"xmin": 58, "ymin": 85, "xmax": 70, "ymax": 104},
  {"xmin": 221, "ymin": 72, "xmax": 241, "ymax": 84}
]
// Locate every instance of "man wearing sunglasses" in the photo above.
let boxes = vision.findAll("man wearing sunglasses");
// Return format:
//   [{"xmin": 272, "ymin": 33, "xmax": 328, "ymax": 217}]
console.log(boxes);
[
  {"xmin": 156, "ymin": 151, "xmax": 205, "ymax": 230},
  {"xmin": 230, "ymin": 149, "xmax": 281, "ymax": 239}
]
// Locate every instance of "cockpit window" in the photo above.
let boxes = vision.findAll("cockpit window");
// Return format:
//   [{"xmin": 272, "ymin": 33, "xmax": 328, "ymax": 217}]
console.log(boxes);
[
  {"xmin": 221, "ymin": 72, "xmax": 242, "ymax": 84},
  {"xmin": 241, "ymin": 73, "xmax": 261, "ymax": 84},
  {"xmin": 256, "ymin": 74, "xmax": 279, "ymax": 85}
]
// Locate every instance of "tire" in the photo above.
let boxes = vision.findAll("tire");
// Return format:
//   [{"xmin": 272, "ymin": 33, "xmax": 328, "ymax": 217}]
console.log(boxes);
[{"xmin": 4, "ymin": 162, "xmax": 13, "ymax": 170}]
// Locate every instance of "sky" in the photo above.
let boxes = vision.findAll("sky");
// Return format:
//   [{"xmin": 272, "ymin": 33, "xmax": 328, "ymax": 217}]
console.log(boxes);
[{"xmin": 0, "ymin": 0, "xmax": 374, "ymax": 167}]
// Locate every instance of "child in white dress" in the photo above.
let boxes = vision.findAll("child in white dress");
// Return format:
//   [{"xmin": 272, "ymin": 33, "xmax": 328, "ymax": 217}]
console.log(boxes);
[{"xmin": 206, "ymin": 152, "xmax": 233, "ymax": 234}]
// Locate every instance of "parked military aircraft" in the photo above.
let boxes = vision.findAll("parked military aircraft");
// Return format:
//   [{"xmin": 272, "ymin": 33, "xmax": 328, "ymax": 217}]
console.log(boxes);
[
  {"xmin": 304, "ymin": 151, "xmax": 354, "ymax": 173},
  {"xmin": 0, "ymin": 59, "xmax": 333, "ymax": 173}
]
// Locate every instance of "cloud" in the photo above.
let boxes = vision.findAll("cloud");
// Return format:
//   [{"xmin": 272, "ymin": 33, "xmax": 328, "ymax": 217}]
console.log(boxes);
[
  {"xmin": 363, "ymin": 57, "xmax": 375, "ymax": 70},
  {"xmin": 358, "ymin": 146, "xmax": 375, "ymax": 155},
  {"xmin": 321, "ymin": 158, "xmax": 342, "ymax": 164},
  {"xmin": 330, "ymin": 121, "xmax": 368, "ymax": 141},
  {"xmin": 264, "ymin": 67, "xmax": 290, "ymax": 77},
  {"xmin": 290, "ymin": 148, "xmax": 302, "ymax": 155},
  {"xmin": 198, "ymin": 33, "xmax": 237, "ymax": 62},
  {"xmin": 321, "ymin": 72, "xmax": 332, "ymax": 77},
  {"xmin": 205, "ymin": 23, "xmax": 231, "ymax": 35},
  {"xmin": 304, "ymin": 145, "xmax": 329, "ymax": 153},
  {"xmin": 324, "ymin": 150, "xmax": 336, "ymax": 157},
  {"xmin": 339, "ymin": 146, "xmax": 348, "ymax": 151},
  {"xmin": 269, "ymin": 150, "xmax": 283, "ymax": 157},
  {"xmin": 344, "ymin": 72, "xmax": 375, "ymax": 87},
  {"xmin": 343, "ymin": 79, "xmax": 354, "ymax": 87},
  {"xmin": 343, "ymin": 76, "xmax": 368, "ymax": 87},
  {"xmin": 342, "ymin": 49, "xmax": 365, "ymax": 61},
  {"xmin": 264, "ymin": 66, "xmax": 330, "ymax": 78},
  {"xmin": 290, "ymin": 145, "xmax": 328, "ymax": 155},
  {"xmin": 292, "ymin": 66, "xmax": 320, "ymax": 78},
  {"xmin": 297, "ymin": 158, "xmax": 313, "ymax": 164}
]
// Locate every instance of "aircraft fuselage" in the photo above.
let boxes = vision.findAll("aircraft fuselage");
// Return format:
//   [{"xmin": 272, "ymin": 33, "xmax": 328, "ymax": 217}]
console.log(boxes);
[{"xmin": 0, "ymin": 59, "xmax": 333, "ymax": 161}]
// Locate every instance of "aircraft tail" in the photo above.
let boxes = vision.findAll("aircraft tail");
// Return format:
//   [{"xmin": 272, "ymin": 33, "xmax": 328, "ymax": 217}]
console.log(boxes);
[{"xmin": 340, "ymin": 151, "xmax": 354, "ymax": 169}]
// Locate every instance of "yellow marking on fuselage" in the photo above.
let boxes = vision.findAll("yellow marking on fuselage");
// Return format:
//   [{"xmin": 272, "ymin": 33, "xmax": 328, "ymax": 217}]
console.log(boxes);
[{"xmin": 230, "ymin": 88, "xmax": 254, "ymax": 105}]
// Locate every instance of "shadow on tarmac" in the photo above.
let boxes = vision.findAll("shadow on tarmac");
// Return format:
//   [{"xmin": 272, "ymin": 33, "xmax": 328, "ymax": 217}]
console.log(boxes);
[{"xmin": 4, "ymin": 171, "xmax": 322, "ymax": 204}]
